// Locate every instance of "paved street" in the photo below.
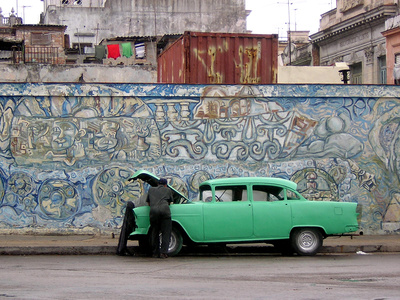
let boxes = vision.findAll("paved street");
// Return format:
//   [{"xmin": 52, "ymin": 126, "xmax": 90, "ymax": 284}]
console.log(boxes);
[
  {"xmin": 1, "ymin": 234, "xmax": 400, "ymax": 255},
  {"xmin": 1, "ymin": 253, "xmax": 399, "ymax": 299}
]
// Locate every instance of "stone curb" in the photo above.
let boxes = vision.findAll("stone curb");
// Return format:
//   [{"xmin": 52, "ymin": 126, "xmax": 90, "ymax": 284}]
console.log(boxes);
[
  {"xmin": 0, "ymin": 246, "xmax": 117, "ymax": 256},
  {"xmin": 320, "ymin": 245, "xmax": 400, "ymax": 254},
  {"xmin": 1, "ymin": 244, "xmax": 399, "ymax": 256}
]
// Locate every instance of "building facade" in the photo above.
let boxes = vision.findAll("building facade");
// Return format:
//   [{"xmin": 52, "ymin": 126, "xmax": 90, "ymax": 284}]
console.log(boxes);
[
  {"xmin": 0, "ymin": 10, "xmax": 66, "ymax": 65},
  {"xmin": 41, "ymin": 0, "xmax": 249, "ymax": 53},
  {"xmin": 310, "ymin": 0, "xmax": 399, "ymax": 84},
  {"xmin": 280, "ymin": 31, "xmax": 312, "ymax": 66},
  {"xmin": 382, "ymin": 15, "xmax": 400, "ymax": 84}
]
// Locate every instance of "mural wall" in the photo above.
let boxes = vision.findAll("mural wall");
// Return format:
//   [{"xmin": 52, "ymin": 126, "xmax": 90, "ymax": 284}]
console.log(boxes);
[{"xmin": 0, "ymin": 83, "xmax": 399, "ymax": 235}]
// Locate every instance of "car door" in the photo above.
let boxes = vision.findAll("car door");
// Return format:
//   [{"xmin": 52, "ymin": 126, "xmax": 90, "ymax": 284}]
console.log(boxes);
[
  {"xmin": 251, "ymin": 185, "xmax": 292, "ymax": 239},
  {"xmin": 203, "ymin": 185, "xmax": 253, "ymax": 241}
]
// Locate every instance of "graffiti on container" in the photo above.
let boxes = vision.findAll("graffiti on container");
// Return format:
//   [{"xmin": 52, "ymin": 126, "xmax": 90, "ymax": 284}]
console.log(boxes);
[
  {"xmin": 193, "ymin": 43, "xmax": 262, "ymax": 84},
  {"xmin": 237, "ymin": 42, "xmax": 262, "ymax": 84}
]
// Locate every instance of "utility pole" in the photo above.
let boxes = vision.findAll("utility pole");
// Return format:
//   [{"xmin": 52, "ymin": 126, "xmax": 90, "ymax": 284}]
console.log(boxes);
[
  {"xmin": 23, "ymin": 6, "xmax": 31, "ymax": 23},
  {"xmin": 278, "ymin": 1, "xmax": 293, "ymax": 65},
  {"xmin": 287, "ymin": 0, "xmax": 292, "ymax": 65}
]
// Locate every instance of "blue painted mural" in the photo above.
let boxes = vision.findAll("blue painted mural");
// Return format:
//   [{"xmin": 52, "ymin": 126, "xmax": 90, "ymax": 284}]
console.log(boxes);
[{"xmin": 0, "ymin": 83, "xmax": 399, "ymax": 234}]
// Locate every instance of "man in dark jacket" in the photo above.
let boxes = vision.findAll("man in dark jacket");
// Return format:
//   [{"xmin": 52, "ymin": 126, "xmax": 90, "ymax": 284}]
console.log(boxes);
[{"xmin": 146, "ymin": 178, "xmax": 174, "ymax": 258}]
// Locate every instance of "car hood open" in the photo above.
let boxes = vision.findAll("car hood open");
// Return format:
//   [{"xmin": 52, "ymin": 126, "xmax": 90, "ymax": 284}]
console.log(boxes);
[{"xmin": 129, "ymin": 169, "xmax": 189, "ymax": 204}]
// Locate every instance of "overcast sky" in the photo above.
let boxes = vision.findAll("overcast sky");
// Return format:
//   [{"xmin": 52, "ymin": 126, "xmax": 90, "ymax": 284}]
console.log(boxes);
[
  {"xmin": 246, "ymin": 0, "xmax": 335, "ymax": 37},
  {"xmin": 1, "ymin": 0, "xmax": 335, "ymax": 38}
]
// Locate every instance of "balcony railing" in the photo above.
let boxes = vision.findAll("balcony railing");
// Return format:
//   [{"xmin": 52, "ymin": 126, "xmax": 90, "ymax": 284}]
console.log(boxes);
[
  {"xmin": 13, "ymin": 47, "xmax": 62, "ymax": 64},
  {"xmin": 0, "ymin": 16, "xmax": 23, "ymax": 26}
]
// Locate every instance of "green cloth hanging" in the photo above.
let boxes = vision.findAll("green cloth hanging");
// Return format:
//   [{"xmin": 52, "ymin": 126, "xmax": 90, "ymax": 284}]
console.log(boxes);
[
  {"xmin": 95, "ymin": 45, "xmax": 106, "ymax": 61},
  {"xmin": 122, "ymin": 42, "xmax": 133, "ymax": 58}
]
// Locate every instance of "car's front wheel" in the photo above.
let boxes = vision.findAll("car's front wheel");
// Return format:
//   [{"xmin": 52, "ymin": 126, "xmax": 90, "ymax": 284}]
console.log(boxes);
[
  {"xmin": 291, "ymin": 228, "xmax": 322, "ymax": 256},
  {"xmin": 167, "ymin": 226, "xmax": 183, "ymax": 256}
]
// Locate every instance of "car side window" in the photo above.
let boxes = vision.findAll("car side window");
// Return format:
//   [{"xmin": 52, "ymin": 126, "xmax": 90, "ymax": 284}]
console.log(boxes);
[
  {"xmin": 253, "ymin": 185, "xmax": 285, "ymax": 201},
  {"xmin": 215, "ymin": 189, "xmax": 232, "ymax": 202},
  {"xmin": 215, "ymin": 185, "xmax": 247, "ymax": 202},
  {"xmin": 202, "ymin": 190, "xmax": 213, "ymax": 202},
  {"xmin": 252, "ymin": 190, "xmax": 268, "ymax": 201},
  {"xmin": 200, "ymin": 185, "xmax": 248, "ymax": 202}
]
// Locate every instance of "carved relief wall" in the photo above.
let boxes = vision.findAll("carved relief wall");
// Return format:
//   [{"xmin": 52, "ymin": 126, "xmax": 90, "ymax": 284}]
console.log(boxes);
[{"xmin": 0, "ymin": 83, "xmax": 400, "ymax": 234}]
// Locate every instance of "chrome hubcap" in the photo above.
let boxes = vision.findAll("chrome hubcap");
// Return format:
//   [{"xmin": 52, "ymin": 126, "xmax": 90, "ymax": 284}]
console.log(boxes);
[
  {"xmin": 298, "ymin": 231, "xmax": 316, "ymax": 250},
  {"xmin": 168, "ymin": 232, "xmax": 176, "ymax": 251}
]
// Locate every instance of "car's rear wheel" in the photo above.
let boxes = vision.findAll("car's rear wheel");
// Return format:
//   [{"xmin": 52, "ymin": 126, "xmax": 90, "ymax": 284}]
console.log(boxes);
[
  {"xmin": 167, "ymin": 226, "xmax": 183, "ymax": 256},
  {"xmin": 291, "ymin": 228, "xmax": 322, "ymax": 256}
]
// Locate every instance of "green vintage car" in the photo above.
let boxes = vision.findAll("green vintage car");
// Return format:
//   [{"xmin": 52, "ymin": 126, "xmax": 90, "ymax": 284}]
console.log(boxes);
[{"xmin": 127, "ymin": 170, "xmax": 360, "ymax": 256}]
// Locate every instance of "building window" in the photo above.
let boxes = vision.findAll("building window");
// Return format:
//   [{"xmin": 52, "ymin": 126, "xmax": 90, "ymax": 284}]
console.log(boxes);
[
  {"xmin": 396, "ymin": 53, "xmax": 400, "ymax": 64},
  {"xmin": 62, "ymin": 0, "xmax": 82, "ymax": 5},
  {"xmin": 378, "ymin": 56, "xmax": 386, "ymax": 84},
  {"xmin": 31, "ymin": 33, "xmax": 52, "ymax": 46},
  {"xmin": 395, "ymin": 54, "xmax": 400, "ymax": 85},
  {"xmin": 72, "ymin": 43, "xmax": 93, "ymax": 54},
  {"xmin": 350, "ymin": 63, "xmax": 362, "ymax": 84}
]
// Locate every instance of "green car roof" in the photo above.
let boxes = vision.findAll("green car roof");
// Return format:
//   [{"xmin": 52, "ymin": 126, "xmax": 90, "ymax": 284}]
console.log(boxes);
[{"xmin": 200, "ymin": 177, "xmax": 298, "ymax": 190}]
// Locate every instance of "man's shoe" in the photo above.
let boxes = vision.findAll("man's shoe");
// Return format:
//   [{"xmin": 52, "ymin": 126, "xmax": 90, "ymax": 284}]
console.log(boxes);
[{"xmin": 160, "ymin": 253, "xmax": 168, "ymax": 259}]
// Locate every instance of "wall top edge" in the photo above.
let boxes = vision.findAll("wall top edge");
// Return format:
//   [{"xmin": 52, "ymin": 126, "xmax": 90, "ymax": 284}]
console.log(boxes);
[{"xmin": 0, "ymin": 83, "xmax": 399, "ymax": 99}]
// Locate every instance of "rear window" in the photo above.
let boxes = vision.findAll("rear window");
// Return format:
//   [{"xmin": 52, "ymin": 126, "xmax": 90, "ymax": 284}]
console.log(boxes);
[{"xmin": 252, "ymin": 185, "xmax": 284, "ymax": 201}]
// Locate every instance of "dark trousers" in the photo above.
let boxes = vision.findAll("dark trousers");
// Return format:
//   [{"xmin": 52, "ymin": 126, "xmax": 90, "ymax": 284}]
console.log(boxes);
[
  {"xmin": 150, "ymin": 213, "xmax": 172, "ymax": 256},
  {"xmin": 117, "ymin": 201, "xmax": 135, "ymax": 256}
]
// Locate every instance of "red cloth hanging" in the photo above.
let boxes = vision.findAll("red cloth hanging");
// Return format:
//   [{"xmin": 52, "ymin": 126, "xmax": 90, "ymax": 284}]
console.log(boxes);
[{"xmin": 107, "ymin": 44, "xmax": 121, "ymax": 59}]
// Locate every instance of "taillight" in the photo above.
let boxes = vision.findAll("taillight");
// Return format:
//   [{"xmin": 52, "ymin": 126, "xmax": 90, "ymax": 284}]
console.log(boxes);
[{"xmin": 356, "ymin": 203, "xmax": 362, "ymax": 223}]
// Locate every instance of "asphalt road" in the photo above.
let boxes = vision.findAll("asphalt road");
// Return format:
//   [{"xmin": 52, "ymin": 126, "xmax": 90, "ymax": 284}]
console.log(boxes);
[{"xmin": 1, "ymin": 253, "xmax": 399, "ymax": 299}]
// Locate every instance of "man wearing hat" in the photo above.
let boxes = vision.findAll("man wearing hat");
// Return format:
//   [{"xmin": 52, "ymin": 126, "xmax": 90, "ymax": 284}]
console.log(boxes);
[{"xmin": 146, "ymin": 178, "xmax": 174, "ymax": 258}]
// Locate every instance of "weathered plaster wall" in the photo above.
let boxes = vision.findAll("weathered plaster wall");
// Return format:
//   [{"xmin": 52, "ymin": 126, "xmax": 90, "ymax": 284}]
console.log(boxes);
[
  {"xmin": 0, "ymin": 83, "xmax": 400, "ymax": 235},
  {"xmin": 0, "ymin": 64, "xmax": 156, "ymax": 83},
  {"xmin": 43, "ymin": 0, "xmax": 248, "ymax": 48}
]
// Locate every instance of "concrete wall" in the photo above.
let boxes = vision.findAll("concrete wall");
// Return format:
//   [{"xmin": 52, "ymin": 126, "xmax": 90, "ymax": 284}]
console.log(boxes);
[
  {"xmin": 43, "ymin": 0, "xmax": 248, "ymax": 48},
  {"xmin": 0, "ymin": 83, "xmax": 400, "ymax": 235},
  {"xmin": 278, "ymin": 66, "xmax": 344, "ymax": 83},
  {"xmin": 0, "ymin": 64, "xmax": 156, "ymax": 83}
]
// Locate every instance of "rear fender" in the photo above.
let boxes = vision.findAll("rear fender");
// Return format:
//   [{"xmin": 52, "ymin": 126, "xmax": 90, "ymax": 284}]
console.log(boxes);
[{"xmin": 290, "ymin": 226, "xmax": 327, "ymax": 239}]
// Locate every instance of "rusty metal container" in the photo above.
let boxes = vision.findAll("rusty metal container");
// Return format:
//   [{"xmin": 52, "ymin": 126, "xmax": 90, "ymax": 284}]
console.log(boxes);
[{"xmin": 157, "ymin": 31, "xmax": 278, "ymax": 84}]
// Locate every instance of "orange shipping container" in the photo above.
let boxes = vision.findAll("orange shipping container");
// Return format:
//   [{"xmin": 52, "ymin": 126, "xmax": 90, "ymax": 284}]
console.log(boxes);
[{"xmin": 158, "ymin": 31, "xmax": 278, "ymax": 84}]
